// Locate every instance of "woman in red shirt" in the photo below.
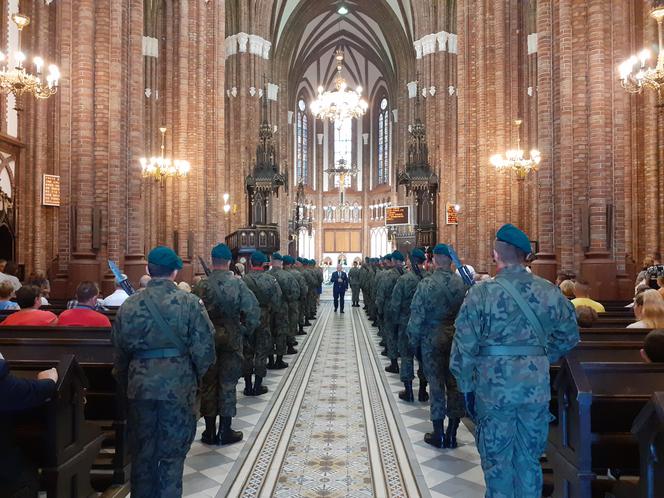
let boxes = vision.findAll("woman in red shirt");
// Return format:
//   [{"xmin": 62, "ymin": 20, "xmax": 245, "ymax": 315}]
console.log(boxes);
[
  {"xmin": 1, "ymin": 286, "xmax": 57, "ymax": 326},
  {"xmin": 58, "ymin": 281, "xmax": 111, "ymax": 327}
]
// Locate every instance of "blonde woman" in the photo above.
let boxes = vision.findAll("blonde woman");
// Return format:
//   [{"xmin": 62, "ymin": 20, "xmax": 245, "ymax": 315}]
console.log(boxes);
[
  {"xmin": 559, "ymin": 279, "xmax": 576, "ymax": 300},
  {"xmin": 628, "ymin": 289, "xmax": 664, "ymax": 329}
]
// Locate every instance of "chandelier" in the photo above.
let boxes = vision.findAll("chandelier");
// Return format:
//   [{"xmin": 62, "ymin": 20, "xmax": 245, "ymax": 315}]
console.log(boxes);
[
  {"xmin": 619, "ymin": 5, "xmax": 664, "ymax": 101},
  {"xmin": 0, "ymin": 13, "xmax": 60, "ymax": 106},
  {"xmin": 310, "ymin": 49, "xmax": 368, "ymax": 122},
  {"xmin": 490, "ymin": 119, "xmax": 541, "ymax": 179},
  {"xmin": 140, "ymin": 127, "xmax": 191, "ymax": 181}
]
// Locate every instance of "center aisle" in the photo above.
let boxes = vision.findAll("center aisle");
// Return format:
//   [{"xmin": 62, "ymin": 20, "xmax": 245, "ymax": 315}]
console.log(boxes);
[{"xmin": 181, "ymin": 289, "xmax": 485, "ymax": 498}]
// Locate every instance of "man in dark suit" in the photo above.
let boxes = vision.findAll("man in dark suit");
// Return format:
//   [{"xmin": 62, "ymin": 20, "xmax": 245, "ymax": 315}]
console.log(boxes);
[
  {"xmin": 331, "ymin": 264, "xmax": 349, "ymax": 313},
  {"xmin": 1, "ymin": 357, "xmax": 58, "ymax": 497}
]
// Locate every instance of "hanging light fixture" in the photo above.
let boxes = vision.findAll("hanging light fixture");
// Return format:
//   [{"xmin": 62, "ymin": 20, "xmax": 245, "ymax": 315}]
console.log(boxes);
[
  {"xmin": 619, "ymin": 4, "xmax": 664, "ymax": 101},
  {"xmin": 490, "ymin": 119, "xmax": 541, "ymax": 179},
  {"xmin": 0, "ymin": 12, "xmax": 60, "ymax": 106},
  {"xmin": 310, "ymin": 48, "xmax": 368, "ymax": 122},
  {"xmin": 140, "ymin": 127, "xmax": 191, "ymax": 181}
]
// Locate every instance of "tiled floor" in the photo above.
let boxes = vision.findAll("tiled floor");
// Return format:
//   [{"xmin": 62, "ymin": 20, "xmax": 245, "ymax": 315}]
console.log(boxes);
[{"xmin": 178, "ymin": 291, "xmax": 485, "ymax": 497}]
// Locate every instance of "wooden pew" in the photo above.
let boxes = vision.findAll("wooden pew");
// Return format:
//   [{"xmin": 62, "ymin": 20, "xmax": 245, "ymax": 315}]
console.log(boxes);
[
  {"xmin": 0, "ymin": 327, "xmax": 130, "ymax": 489},
  {"xmin": 579, "ymin": 328, "xmax": 650, "ymax": 342},
  {"xmin": 629, "ymin": 392, "xmax": 664, "ymax": 498},
  {"xmin": 547, "ymin": 359, "xmax": 664, "ymax": 498},
  {"xmin": 6, "ymin": 355, "xmax": 106, "ymax": 497}
]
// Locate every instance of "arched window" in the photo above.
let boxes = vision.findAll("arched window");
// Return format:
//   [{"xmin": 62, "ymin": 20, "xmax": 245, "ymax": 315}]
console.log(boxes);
[
  {"xmin": 370, "ymin": 227, "xmax": 391, "ymax": 257},
  {"xmin": 377, "ymin": 97, "xmax": 390, "ymax": 185},
  {"xmin": 334, "ymin": 117, "xmax": 353, "ymax": 188},
  {"xmin": 296, "ymin": 99, "xmax": 309, "ymax": 184},
  {"xmin": 298, "ymin": 227, "xmax": 315, "ymax": 259}
]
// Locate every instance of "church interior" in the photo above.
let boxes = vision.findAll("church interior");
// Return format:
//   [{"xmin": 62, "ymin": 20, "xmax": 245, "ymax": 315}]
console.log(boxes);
[{"xmin": 1, "ymin": 0, "xmax": 664, "ymax": 497}]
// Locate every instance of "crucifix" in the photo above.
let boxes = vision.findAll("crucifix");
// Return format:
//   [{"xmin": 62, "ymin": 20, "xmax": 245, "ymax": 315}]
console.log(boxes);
[{"xmin": 325, "ymin": 158, "xmax": 358, "ymax": 205}]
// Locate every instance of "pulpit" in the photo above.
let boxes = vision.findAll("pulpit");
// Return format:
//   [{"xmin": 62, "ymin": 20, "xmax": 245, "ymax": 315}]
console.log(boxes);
[{"xmin": 226, "ymin": 88, "xmax": 285, "ymax": 258}]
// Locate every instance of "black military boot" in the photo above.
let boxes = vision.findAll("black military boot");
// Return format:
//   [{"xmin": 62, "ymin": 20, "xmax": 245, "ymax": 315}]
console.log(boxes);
[
  {"xmin": 267, "ymin": 355, "xmax": 275, "ymax": 369},
  {"xmin": 398, "ymin": 381, "xmax": 414, "ymax": 402},
  {"xmin": 273, "ymin": 355, "xmax": 289, "ymax": 369},
  {"xmin": 385, "ymin": 359, "xmax": 399, "ymax": 374},
  {"xmin": 379, "ymin": 339, "xmax": 386, "ymax": 347},
  {"xmin": 305, "ymin": 319, "xmax": 312, "ymax": 326},
  {"xmin": 418, "ymin": 380, "xmax": 430, "ymax": 402},
  {"xmin": 243, "ymin": 375, "xmax": 253, "ymax": 396},
  {"xmin": 218, "ymin": 416, "xmax": 243, "ymax": 445},
  {"xmin": 297, "ymin": 324, "xmax": 306, "ymax": 335},
  {"xmin": 444, "ymin": 418, "xmax": 461, "ymax": 449},
  {"xmin": 287, "ymin": 345, "xmax": 298, "ymax": 355},
  {"xmin": 201, "ymin": 416, "xmax": 218, "ymax": 445},
  {"xmin": 253, "ymin": 376, "xmax": 268, "ymax": 395},
  {"xmin": 424, "ymin": 419, "xmax": 444, "ymax": 448}
]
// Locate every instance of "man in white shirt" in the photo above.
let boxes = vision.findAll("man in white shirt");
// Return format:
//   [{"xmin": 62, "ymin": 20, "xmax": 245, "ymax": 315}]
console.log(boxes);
[{"xmin": 102, "ymin": 277, "xmax": 129, "ymax": 307}]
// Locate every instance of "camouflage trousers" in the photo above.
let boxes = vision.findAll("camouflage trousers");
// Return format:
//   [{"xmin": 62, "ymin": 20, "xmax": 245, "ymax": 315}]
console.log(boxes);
[
  {"xmin": 350, "ymin": 285, "xmax": 360, "ymax": 305},
  {"xmin": 397, "ymin": 321, "xmax": 426, "ymax": 384},
  {"xmin": 299, "ymin": 299, "xmax": 307, "ymax": 325},
  {"xmin": 287, "ymin": 301, "xmax": 299, "ymax": 346},
  {"xmin": 476, "ymin": 402, "xmax": 552, "ymax": 498},
  {"xmin": 243, "ymin": 309, "xmax": 271, "ymax": 378},
  {"xmin": 200, "ymin": 349, "xmax": 243, "ymax": 418},
  {"xmin": 308, "ymin": 289, "xmax": 317, "ymax": 317},
  {"xmin": 382, "ymin": 317, "xmax": 399, "ymax": 360},
  {"xmin": 420, "ymin": 334, "xmax": 465, "ymax": 421},
  {"xmin": 128, "ymin": 399, "xmax": 196, "ymax": 498},
  {"xmin": 270, "ymin": 308, "xmax": 288, "ymax": 356}
]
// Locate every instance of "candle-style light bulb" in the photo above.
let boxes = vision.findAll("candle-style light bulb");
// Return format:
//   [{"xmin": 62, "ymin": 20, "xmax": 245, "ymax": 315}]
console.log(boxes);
[{"xmin": 33, "ymin": 56, "xmax": 43, "ymax": 74}]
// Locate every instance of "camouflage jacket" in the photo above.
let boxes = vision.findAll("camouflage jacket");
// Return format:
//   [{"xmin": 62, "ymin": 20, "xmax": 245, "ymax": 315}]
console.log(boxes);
[
  {"xmin": 348, "ymin": 267, "xmax": 362, "ymax": 288},
  {"xmin": 193, "ymin": 270, "xmax": 260, "ymax": 352},
  {"xmin": 288, "ymin": 268, "xmax": 308, "ymax": 303},
  {"xmin": 242, "ymin": 270, "xmax": 282, "ymax": 311},
  {"xmin": 268, "ymin": 267, "xmax": 300, "ymax": 303},
  {"xmin": 358, "ymin": 266, "xmax": 370, "ymax": 290},
  {"xmin": 407, "ymin": 268, "xmax": 467, "ymax": 348},
  {"xmin": 301, "ymin": 268, "xmax": 318, "ymax": 292},
  {"xmin": 375, "ymin": 267, "xmax": 403, "ymax": 315},
  {"xmin": 386, "ymin": 270, "xmax": 424, "ymax": 326},
  {"xmin": 111, "ymin": 279, "xmax": 216, "ymax": 404},
  {"xmin": 450, "ymin": 265, "xmax": 579, "ymax": 406}
]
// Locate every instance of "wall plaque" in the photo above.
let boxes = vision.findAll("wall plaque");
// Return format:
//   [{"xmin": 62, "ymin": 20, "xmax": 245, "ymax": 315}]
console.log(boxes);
[
  {"xmin": 42, "ymin": 174, "xmax": 60, "ymax": 207},
  {"xmin": 385, "ymin": 206, "xmax": 410, "ymax": 226},
  {"xmin": 446, "ymin": 203, "xmax": 459, "ymax": 225}
]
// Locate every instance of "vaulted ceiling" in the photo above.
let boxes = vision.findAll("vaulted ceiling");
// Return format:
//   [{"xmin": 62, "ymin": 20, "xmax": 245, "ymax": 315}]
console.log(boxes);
[{"xmin": 270, "ymin": 1, "xmax": 415, "ymax": 102}]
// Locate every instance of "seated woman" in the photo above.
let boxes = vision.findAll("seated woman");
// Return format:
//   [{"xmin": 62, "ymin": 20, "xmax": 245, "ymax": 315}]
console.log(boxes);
[
  {"xmin": 0, "ymin": 286, "xmax": 58, "ymax": 326},
  {"xmin": 559, "ymin": 279, "xmax": 576, "ymax": 300},
  {"xmin": 0, "ymin": 281, "xmax": 19, "ymax": 311},
  {"xmin": 26, "ymin": 272, "xmax": 50, "ymax": 306},
  {"xmin": 576, "ymin": 305, "xmax": 598, "ymax": 328},
  {"xmin": 627, "ymin": 289, "xmax": 664, "ymax": 329}
]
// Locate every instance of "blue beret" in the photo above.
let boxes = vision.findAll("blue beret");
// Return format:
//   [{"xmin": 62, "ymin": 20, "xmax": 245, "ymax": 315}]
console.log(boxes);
[
  {"xmin": 147, "ymin": 246, "xmax": 183, "ymax": 270},
  {"xmin": 251, "ymin": 251, "xmax": 267, "ymax": 264},
  {"xmin": 272, "ymin": 252, "xmax": 283, "ymax": 261},
  {"xmin": 283, "ymin": 255, "xmax": 295, "ymax": 265},
  {"xmin": 383, "ymin": 254, "xmax": 393, "ymax": 261},
  {"xmin": 392, "ymin": 250, "xmax": 405, "ymax": 262},
  {"xmin": 411, "ymin": 248, "xmax": 426, "ymax": 263},
  {"xmin": 211, "ymin": 243, "xmax": 232, "ymax": 260},
  {"xmin": 496, "ymin": 223, "xmax": 532, "ymax": 255},
  {"xmin": 433, "ymin": 244, "xmax": 451, "ymax": 257}
]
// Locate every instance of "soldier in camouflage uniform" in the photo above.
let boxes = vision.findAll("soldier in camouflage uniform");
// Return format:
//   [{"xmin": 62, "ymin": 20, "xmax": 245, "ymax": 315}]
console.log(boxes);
[
  {"xmin": 268, "ymin": 253, "xmax": 299, "ymax": 368},
  {"xmin": 112, "ymin": 246, "xmax": 216, "ymax": 497},
  {"xmin": 451, "ymin": 224, "xmax": 579, "ymax": 497},
  {"xmin": 242, "ymin": 251, "xmax": 282, "ymax": 396},
  {"xmin": 376, "ymin": 251, "xmax": 405, "ymax": 373},
  {"xmin": 348, "ymin": 260, "xmax": 362, "ymax": 307},
  {"xmin": 284, "ymin": 255, "xmax": 307, "ymax": 343},
  {"xmin": 359, "ymin": 257, "xmax": 371, "ymax": 311},
  {"xmin": 298, "ymin": 258, "xmax": 318, "ymax": 323},
  {"xmin": 193, "ymin": 243, "xmax": 260, "ymax": 445},
  {"xmin": 407, "ymin": 244, "xmax": 467, "ymax": 448},
  {"xmin": 386, "ymin": 248, "xmax": 429, "ymax": 403}
]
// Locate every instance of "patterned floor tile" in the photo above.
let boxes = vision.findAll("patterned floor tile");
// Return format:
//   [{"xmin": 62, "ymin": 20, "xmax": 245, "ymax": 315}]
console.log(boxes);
[{"xmin": 175, "ymin": 291, "xmax": 486, "ymax": 497}]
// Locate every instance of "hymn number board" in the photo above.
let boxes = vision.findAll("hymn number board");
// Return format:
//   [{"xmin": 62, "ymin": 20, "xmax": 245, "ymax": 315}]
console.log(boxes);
[
  {"xmin": 42, "ymin": 174, "xmax": 61, "ymax": 207},
  {"xmin": 385, "ymin": 206, "xmax": 410, "ymax": 226}
]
